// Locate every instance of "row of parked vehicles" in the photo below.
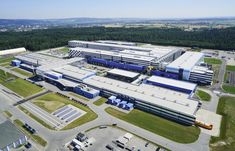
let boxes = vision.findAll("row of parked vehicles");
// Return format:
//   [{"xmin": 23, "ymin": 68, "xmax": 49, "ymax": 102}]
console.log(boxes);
[{"xmin": 23, "ymin": 123, "xmax": 36, "ymax": 134}]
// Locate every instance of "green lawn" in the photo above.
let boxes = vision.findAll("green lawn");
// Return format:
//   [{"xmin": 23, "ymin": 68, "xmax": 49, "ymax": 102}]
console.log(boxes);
[
  {"xmin": 3, "ymin": 110, "xmax": 12, "ymax": 118},
  {"xmin": 58, "ymin": 47, "xmax": 69, "ymax": 53},
  {"xmin": 0, "ymin": 57, "xmax": 14, "ymax": 64},
  {"xmin": 0, "ymin": 69, "xmax": 43, "ymax": 97},
  {"xmin": 204, "ymin": 58, "xmax": 222, "ymax": 65},
  {"xmin": 105, "ymin": 107, "xmax": 200, "ymax": 144},
  {"xmin": 31, "ymin": 93, "xmax": 98, "ymax": 130},
  {"xmin": 69, "ymin": 92, "xmax": 90, "ymax": 101},
  {"xmin": 32, "ymin": 93, "xmax": 67, "ymax": 113},
  {"xmin": 93, "ymin": 97, "xmax": 107, "ymax": 106},
  {"xmin": 210, "ymin": 96, "xmax": 235, "ymax": 151},
  {"xmin": 222, "ymin": 85, "xmax": 235, "ymax": 94},
  {"xmin": 196, "ymin": 90, "xmax": 211, "ymax": 101},
  {"xmin": 12, "ymin": 68, "xmax": 33, "ymax": 77},
  {"xmin": 14, "ymin": 119, "xmax": 47, "ymax": 147},
  {"xmin": 226, "ymin": 65, "xmax": 235, "ymax": 71},
  {"xmin": 18, "ymin": 105, "xmax": 54, "ymax": 130}
]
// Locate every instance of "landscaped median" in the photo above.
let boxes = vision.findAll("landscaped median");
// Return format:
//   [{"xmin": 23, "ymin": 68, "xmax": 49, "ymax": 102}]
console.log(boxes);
[
  {"xmin": 31, "ymin": 93, "xmax": 98, "ymax": 130},
  {"xmin": 11, "ymin": 68, "xmax": 33, "ymax": 77},
  {"xmin": 105, "ymin": 107, "xmax": 200, "ymax": 144},
  {"xmin": 93, "ymin": 97, "xmax": 107, "ymax": 106},
  {"xmin": 0, "ymin": 69, "xmax": 43, "ymax": 97},
  {"xmin": 14, "ymin": 119, "xmax": 47, "ymax": 147},
  {"xmin": 210, "ymin": 96, "xmax": 235, "ymax": 151},
  {"xmin": 196, "ymin": 90, "xmax": 211, "ymax": 101}
]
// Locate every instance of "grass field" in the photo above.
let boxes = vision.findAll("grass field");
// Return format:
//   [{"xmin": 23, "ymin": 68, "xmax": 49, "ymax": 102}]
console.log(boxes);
[
  {"xmin": 196, "ymin": 90, "xmax": 211, "ymax": 101},
  {"xmin": 32, "ymin": 93, "xmax": 98, "ymax": 130},
  {"xmin": 12, "ymin": 68, "xmax": 33, "ymax": 77},
  {"xmin": 210, "ymin": 96, "xmax": 235, "ymax": 151},
  {"xmin": 93, "ymin": 97, "xmax": 107, "ymax": 106},
  {"xmin": 69, "ymin": 92, "xmax": 90, "ymax": 101},
  {"xmin": 18, "ymin": 105, "xmax": 54, "ymax": 130},
  {"xmin": 58, "ymin": 47, "xmax": 69, "ymax": 53},
  {"xmin": 3, "ymin": 110, "xmax": 12, "ymax": 118},
  {"xmin": 105, "ymin": 107, "xmax": 200, "ymax": 144},
  {"xmin": 0, "ymin": 57, "xmax": 14, "ymax": 64},
  {"xmin": 226, "ymin": 65, "xmax": 235, "ymax": 71},
  {"xmin": 14, "ymin": 119, "xmax": 47, "ymax": 147},
  {"xmin": 204, "ymin": 58, "xmax": 222, "ymax": 65},
  {"xmin": 0, "ymin": 69, "xmax": 43, "ymax": 97},
  {"xmin": 222, "ymin": 85, "xmax": 235, "ymax": 94}
]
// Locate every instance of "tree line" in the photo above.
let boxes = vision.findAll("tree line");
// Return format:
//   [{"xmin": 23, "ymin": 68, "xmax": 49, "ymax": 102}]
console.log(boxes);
[{"xmin": 0, "ymin": 27, "xmax": 235, "ymax": 51}]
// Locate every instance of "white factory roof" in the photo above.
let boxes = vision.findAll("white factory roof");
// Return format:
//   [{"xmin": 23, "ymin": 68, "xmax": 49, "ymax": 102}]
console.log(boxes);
[
  {"xmin": 108, "ymin": 69, "xmax": 140, "ymax": 78},
  {"xmin": 191, "ymin": 66, "xmax": 214, "ymax": 74},
  {"xmin": 0, "ymin": 47, "xmax": 26, "ymax": 56},
  {"xmin": 97, "ymin": 40, "xmax": 136, "ymax": 46},
  {"xmin": 167, "ymin": 52, "xmax": 204, "ymax": 71},
  {"xmin": 53, "ymin": 65, "xmax": 96, "ymax": 81},
  {"xmin": 69, "ymin": 40, "xmax": 153, "ymax": 52},
  {"xmin": 76, "ymin": 47, "xmax": 155, "ymax": 61},
  {"xmin": 83, "ymin": 76, "xmax": 198, "ymax": 116},
  {"xmin": 147, "ymin": 76, "xmax": 197, "ymax": 91}
]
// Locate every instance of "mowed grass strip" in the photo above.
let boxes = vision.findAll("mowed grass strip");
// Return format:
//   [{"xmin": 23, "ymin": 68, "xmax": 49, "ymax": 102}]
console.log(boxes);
[
  {"xmin": 0, "ymin": 57, "xmax": 14, "ymax": 64},
  {"xmin": 32, "ymin": 93, "xmax": 98, "ymax": 130},
  {"xmin": 0, "ymin": 69, "xmax": 43, "ymax": 97},
  {"xmin": 3, "ymin": 110, "xmax": 12, "ymax": 118},
  {"xmin": 226, "ymin": 65, "xmax": 235, "ymax": 71},
  {"xmin": 14, "ymin": 119, "xmax": 47, "ymax": 147},
  {"xmin": 105, "ymin": 107, "xmax": 200, "ymax": 144},
  {"xmin": 93, "ymin": 97, "xmax": 107, "ymax": 106},
  {"xmin": 210, "ymin": 96, "xmax": 235, "ymax": 151},
  {"xmin": 204, "ymin": 58, "xmax": 222, "ymax": 65},
  {"xmin": 222, "ymin": 85, "xmax": 235, "ymax": 94},
  {"xmin": 18, "ymin": 105, "xmax": 55, "ymax": 130},
  {"xmin": 69, "ymin": 92, "xmax": 90, "ymax": 101},
  {"xmin": 196, "ymin": 90, "xmax": 211, "ymax": 101},
  {"xmin": 12, "ymin": 68, "xmax": 33, "ymax": 77}
]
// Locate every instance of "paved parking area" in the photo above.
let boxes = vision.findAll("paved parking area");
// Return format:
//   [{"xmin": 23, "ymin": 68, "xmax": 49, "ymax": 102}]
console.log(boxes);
[
  {"xmin": 85, "ymin": 126, "xmax": 163, "ymax": 151},
  {"xmin": 52, "ymin": 104, "xmax": 86, "ymax": 125},
  {"xmin": 196, "ymin": 109, "xmax": 222, "ymax": 136}
]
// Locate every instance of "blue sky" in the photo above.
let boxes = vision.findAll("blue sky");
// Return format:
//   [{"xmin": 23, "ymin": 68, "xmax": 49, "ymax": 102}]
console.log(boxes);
[{"xmin": 0, "ymin": 0, "xmax": 234, "ymax": 19}]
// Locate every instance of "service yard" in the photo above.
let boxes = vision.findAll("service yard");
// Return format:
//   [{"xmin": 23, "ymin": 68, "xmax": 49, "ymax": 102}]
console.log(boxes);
[{"xmin": 85, "ymin": 126, "xmax": 168, "ymax": 151}]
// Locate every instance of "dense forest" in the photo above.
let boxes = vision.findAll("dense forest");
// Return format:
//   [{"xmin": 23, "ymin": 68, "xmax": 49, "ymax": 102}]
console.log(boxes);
[{"xmin": 0, "ymin": 27, "xmax": 235, "ymax": 51}]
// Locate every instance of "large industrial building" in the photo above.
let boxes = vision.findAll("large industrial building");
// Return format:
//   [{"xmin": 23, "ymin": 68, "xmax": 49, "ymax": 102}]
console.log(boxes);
[
  {"xmin": 166, "ymin": 51, "xmax": 213, "ymax": 84},
  {"xmin": 13, "ymin": 41, "xmax": 208, "ymax": 125},
  {"xmin": 68, "ymin": 40, "xmax": 183, "ymax": 67},
  {"xmin": 68, "ymin": 40, "xmax": 213, "ymax": 85}
]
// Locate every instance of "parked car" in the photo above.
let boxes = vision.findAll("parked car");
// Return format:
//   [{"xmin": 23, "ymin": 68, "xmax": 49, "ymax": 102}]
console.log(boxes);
[{"xmin": 25, "ymin": 142, "xmax": 32, "ymax": 149}]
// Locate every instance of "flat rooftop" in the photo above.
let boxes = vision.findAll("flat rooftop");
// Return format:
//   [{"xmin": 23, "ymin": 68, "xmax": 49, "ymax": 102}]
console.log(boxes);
[
  {"xmin": 77, "ymin": 47, "xmax": 155, "ymax": 61},
  {"xmin": 84, "ymin": 76, "xmax": 198, "ymax": 116},
  {"xmin": 53, "ymin": 65, "xmax": 96, "ymax": 81},
  {"xmin": 107, "ymin": 69, "xmax": 140, "ymax": 78},
  {"xmin": 0, "ymin": 121, "xmax": 26, "ymax": 149},
  {"xmin": 147, "ymin": 76, "xmax": 197, "ymax": 91},
  {"xmin": 69, "ymin": 40, "xmax": 153, "ymax": 52},
  {"xmin": 167, "ymin": 52, "xmax": 204, "ymax": 71}
]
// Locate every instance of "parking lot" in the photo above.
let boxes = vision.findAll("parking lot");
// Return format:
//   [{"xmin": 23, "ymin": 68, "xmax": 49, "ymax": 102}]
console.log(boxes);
[{"xmin": 85, "ymin": 126, "xmax": 165, "ymax": 151}]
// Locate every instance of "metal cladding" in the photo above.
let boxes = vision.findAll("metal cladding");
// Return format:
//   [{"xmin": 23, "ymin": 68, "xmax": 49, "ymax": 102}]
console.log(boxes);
[
  {"xmin": 151, "ymin": 70, "xmax": 179, "ymax": 80},
  {"xmin": 87, "ymin": 57, "xmax": 146, "ymax": 72}
]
